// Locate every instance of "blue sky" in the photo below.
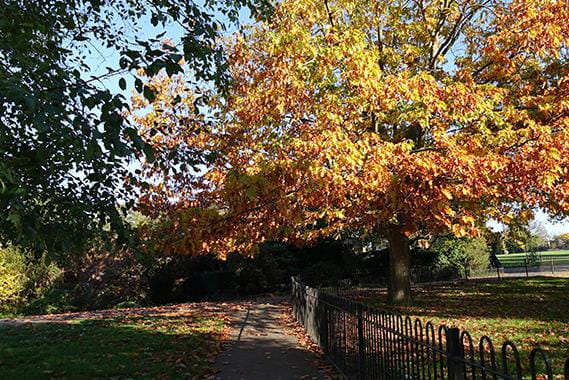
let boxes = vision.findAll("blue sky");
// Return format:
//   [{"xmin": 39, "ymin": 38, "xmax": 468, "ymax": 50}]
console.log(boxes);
[
  {"xmin": 488, "ymin": 209, "xmax": 569, "ymax": 237},
  {"xmin": 535, "ymin": 211, "xmax": 569, "ymax": 236},
  {"xmin": 81, "ymin": 6, "xmax": 569, "ymax": 238}
]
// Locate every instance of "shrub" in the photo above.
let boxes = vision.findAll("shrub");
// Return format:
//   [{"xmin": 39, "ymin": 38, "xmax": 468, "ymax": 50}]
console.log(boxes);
[
  {"xmin": 70, "ymin": 246, "xmax": 151, "ymax": 310},
  {"xmin": 429, "ymin": 236, "xmax": 490, "ymax": 280},
  {"xmin": 0, "ymin": 245, "xmax": 28, "ymax": 309},
  {"xmin": 236, "ymin": 246, "xmax": 295, "ymax": 293},
  {"xmin": 147, "ymin": 253, "xmax": 231, "ymax": 304},
  {"xmin": 0, "ymin": 244, "xmax": 61, "ymax": 313},
  {"xmin": 238, "ymin": 261, "xmax": 270, "ymax": 293},
  {"xmin": 299, "ymin": 261, "xmax": 346, "ymax": 287},
  {"xmin": 22, "ymin": 288, "xmax": 77, "ymax": 315}
]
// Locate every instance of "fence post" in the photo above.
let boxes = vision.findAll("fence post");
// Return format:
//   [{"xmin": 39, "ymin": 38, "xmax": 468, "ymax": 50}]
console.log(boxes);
[
  {"xmin": 551, "ymin": 257, "xmax": 555, "ymax": 274},
  {"xmin": 357, "ymin": 303, "xmax": 366, "ymax": 380},
  {"xmin": 291, "ymin": 277, "xmax": 297, "ymax": 319},
  {"xmin": 319, "ymin": 292, "xmax": 328, "ymax": 353},
  {"xmin": 525, "ymin": 259, "xmax": 529, "ymax": 277},
  {"xmin": 447, "ymin": 328, "xmax": 465, "ymax": 380}
]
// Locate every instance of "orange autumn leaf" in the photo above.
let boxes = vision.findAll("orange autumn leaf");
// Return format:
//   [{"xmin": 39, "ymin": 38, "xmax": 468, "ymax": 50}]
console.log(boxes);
[{"xmin": 132, "ymin": 0, "xmax": 569, "ymax": 260}]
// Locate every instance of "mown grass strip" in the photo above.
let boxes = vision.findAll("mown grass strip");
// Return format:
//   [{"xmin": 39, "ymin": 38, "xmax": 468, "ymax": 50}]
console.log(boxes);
[{"xmin": 0, "ymin": 312, "xmax": 225, "ymax": 378}]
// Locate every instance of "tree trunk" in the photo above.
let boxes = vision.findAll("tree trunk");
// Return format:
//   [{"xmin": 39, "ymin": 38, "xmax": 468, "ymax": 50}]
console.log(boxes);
[{"xmin": 386, "ymin": 226, "xmax": 412, "ymax": 305}]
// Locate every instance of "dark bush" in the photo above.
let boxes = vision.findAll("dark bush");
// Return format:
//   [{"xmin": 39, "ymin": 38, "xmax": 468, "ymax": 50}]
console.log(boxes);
[
  {"xmin": 11, "ymin": 233, "xmax": 494, "ymax": 315},
  {"xmin": 298, "ymin": 261, "xmax": 346, "ymax": 287},
  {"xmin": 70, "ymin": 247, "xmax": 150, "ymax": 310},
  {"xmin": 147, "ymin": 254, "xmax": 239, "ymax": 303},
  {"xmin": 22, "ymin": 287, "xmax": 77, "ymax": 315}
]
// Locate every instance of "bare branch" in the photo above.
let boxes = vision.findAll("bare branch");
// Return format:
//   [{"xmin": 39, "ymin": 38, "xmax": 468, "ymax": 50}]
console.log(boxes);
[{"xmin": 324, "ymin": 0, "xmax": 335, "ymax": 27}]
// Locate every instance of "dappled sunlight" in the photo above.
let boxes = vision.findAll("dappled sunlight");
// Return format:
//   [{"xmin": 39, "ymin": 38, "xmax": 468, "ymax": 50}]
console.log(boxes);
[
  {"xmin": 0, "ymin": 309, "xmax": 229, "ymax": 378},
  {"xmin": 359, "ymin": 278, "xmax": 569, "ymax": 371}
]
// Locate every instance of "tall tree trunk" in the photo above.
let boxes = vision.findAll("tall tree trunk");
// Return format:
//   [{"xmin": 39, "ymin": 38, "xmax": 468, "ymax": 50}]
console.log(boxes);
[{"xmin": 386, "ymin": 226, "xmax": 412, "ymax": 305}]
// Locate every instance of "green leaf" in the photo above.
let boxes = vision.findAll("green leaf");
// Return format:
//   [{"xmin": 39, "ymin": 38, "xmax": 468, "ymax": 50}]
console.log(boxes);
[
  {"xmin": 245, "ymin": 187, "xmax": 257, "ymax": 200},
  {"xmin": 142, "ymin": 143, "xmax": 155, "ymax": 163},
  {"xmin": 7, "ymin": 210, "xmax": 22, "ymax": 229},
  {"xmin": 143, "ymin": 86, "xmax": 156, "ymax": 102},
  {"xmin": 134, "ymin": 78, "xmax": 143, "ymax": 93}
]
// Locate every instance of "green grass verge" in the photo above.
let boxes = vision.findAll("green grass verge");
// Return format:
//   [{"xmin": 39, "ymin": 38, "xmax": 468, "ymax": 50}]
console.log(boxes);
[
  {"xmin": 0, "ymin": 312, "xmax": 225, "ymax": 379},
  {"xmin": 360, "ymin": 277, "xmax": 569, "ymax": 376},
  {"xmin": 496, "ymin": 250, "xmax": 569, "ymax": 268},
  {"xmin": 503, "ymin": 250, "xmax": 569, "ymax": 255}
]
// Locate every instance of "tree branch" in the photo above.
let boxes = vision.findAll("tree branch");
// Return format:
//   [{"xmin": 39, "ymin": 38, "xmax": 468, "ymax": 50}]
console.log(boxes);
[{"xmin": 324, "ymin": 0, "xmax": 335, "ymax": 27}]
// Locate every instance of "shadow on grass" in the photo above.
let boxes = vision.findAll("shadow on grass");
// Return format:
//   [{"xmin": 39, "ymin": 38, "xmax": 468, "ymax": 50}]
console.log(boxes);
[
  {"xmin": 359, "ymin": 277, "xmax": 569, "ymax": 376},
  {"xmin": 362, "ymin": 277, "xmax": 569, "ymax": 322},
  {"xmin": 0, "ymin": 314, "xmax": 223, "ymax": 379}
]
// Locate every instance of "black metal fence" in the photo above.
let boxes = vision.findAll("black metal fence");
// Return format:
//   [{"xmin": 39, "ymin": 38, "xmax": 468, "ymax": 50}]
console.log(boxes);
[{"xmin": 291, "ymin": 277, "xmax": 569, "ymax": 380}]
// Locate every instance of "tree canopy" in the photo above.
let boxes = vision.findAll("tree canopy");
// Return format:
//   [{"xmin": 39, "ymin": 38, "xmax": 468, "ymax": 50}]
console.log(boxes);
[
  {"xmin": 136, "ymin": 0, "xmax": 569, "ymax": 303},
  {"xmin": 0, "ymin": 0, "xmax": 271, "ymax": 258}
]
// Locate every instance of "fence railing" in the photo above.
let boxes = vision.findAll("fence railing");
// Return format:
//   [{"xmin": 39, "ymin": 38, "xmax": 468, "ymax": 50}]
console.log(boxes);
[{"xmin": 291, "ymin": 277, "xmax": 569, "ymax": 380}]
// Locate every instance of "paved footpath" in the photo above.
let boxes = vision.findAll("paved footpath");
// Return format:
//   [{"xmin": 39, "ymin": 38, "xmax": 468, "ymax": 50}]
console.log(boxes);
[{"xmin": 213, "ymin": 299, "xmax": 328, "ymax": 380}]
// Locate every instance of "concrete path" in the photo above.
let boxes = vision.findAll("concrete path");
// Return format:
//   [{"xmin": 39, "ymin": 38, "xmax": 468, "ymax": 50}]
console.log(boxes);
[{"xmin": 214, "ymin": 300, "xmax": 327, "ymax": 380}]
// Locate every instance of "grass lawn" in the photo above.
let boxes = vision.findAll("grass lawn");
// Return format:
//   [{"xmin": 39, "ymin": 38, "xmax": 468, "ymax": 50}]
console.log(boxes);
[
  {"xmin": 360, "ymin": 277, "xmax": 569, "ymax": 376},
  {"xmin": 496, "ymin": 250, "xmax": 569, "ymax": 268},
  {"xmin": 0, "ymin": 307, "xmax": 228, "ymax": 379}
]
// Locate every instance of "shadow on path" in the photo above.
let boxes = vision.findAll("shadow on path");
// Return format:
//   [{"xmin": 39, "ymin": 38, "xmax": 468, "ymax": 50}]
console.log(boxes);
[{"xmin": 214, "ymin": 299, "xmax": 327, "ymax": 380}]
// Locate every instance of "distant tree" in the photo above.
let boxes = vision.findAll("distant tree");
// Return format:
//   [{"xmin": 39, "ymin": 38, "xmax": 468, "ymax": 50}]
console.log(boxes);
[
  {"xmin": 431, "ymin": 236, "xmax": 490, "ymax": 279},
  {"xmin": 527, "ymin": 221, "xmax": 549, "ymax": 251},
  {"xmin": 502, "ymin": 219, "xmax": 549, "ymax": 253},
  {"xmin": 503, "ymin": 218, "xmax": 531, "ymax": 253},
  {"xmin": 552, "ymin": 233, "xmax": 569, "ymax": 250}
]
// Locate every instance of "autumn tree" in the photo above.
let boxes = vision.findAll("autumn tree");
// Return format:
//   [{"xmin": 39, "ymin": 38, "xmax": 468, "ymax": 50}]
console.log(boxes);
[
  {"xmin": 552, "ymin": 232, "xmax": 569, "ymax": 249},
  {"xmin": 136, "ymin": 0, "xmax": 569, "ymax": 303}
]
